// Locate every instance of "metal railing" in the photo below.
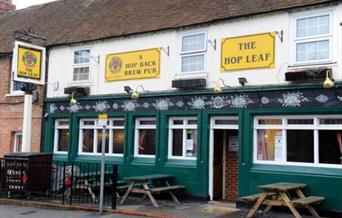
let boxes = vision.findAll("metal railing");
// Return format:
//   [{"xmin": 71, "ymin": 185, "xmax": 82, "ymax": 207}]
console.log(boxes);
[{"xmin": 0, "ymin": 159, "xmax": 118, "ymax": 209}]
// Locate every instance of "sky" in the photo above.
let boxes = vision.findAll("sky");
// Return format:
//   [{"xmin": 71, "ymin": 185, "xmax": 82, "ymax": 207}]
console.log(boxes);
[{"xmin": 13, "ymin": 0, "xmax": 58, "ymax": 10}]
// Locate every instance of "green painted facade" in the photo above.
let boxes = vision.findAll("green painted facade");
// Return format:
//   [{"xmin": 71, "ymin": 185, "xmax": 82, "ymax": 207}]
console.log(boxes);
[{"xmin": 43, "ymin": 83, "xmax": 342, "ymax": 211}]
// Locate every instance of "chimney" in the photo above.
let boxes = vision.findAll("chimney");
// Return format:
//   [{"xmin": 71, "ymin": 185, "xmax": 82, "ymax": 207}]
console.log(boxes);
[{"xmin": 0, "ymin": 0, "xmax": 16, "ymax": 13}]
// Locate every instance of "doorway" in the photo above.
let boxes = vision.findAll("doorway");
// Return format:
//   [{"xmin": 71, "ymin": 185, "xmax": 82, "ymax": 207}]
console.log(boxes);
[{"xmin": 209, "ymin": 117, "xmax": 239, "ymax": 201}]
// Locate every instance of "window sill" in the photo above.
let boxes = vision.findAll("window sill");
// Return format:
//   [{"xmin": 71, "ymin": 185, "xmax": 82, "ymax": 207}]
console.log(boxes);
[
  {"xmin": 165, "ymin": 159, "xmax": 197, "ymax": 167},
  {"xmin": 288, "ymin": 61, "xmax": 337, "ymax": 69},
  {"xmin": 5, "ymin": 92, "xmax": 24, "ymax": 97},
  {"xmin": 173, "ymin": 72, "xmax": 208, "ymax": 80},
  {"xmin": 131, "ymin": 157, "xmax": 155, "ymax": 165},
  {"xmin": 68, "ymin": 80, "xmax": 93, "ymax": 87},
  {"xmin": 251, "ymin": 163, "xmax": 342, "ymax": 176}
]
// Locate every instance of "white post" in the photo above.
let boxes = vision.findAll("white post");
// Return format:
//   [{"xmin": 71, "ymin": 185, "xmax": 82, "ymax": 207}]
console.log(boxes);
[
  {"xmin": 22, "ymin": 94, "xmax": 32, "ymax": 152},
  {"xmin": 99, "ymin": 125, "xmax": 106, "ymax": 213}
]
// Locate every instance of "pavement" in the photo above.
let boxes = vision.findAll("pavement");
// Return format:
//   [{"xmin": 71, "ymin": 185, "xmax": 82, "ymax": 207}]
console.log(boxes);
[{"xmin": 0, "ymin": 197, "xmax": 327, "ymax": 218}]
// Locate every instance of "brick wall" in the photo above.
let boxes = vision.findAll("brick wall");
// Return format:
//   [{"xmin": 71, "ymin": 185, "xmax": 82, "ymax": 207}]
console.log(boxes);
[
  {"xmin": 225, "ymin": 151, "xmax": 238, "ymax": 201},
  {"xmin": 0, "ymin": 56, "xmax": 43, "ymax": 157},
  {"xmin": 0, "ymin": 0, "xmax": 16, "ymax": 13}
]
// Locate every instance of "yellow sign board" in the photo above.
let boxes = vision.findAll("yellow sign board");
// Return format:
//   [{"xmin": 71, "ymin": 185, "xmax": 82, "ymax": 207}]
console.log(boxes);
[
  {"xmin": 17, "ymin": 45, "xmax": 42, "ymax": 80},
  {"xmin": 98, "ymin": 114, "xmax": 108, "ymax": 126},
  {"xmin": 105, "ymin": 48, "xmax": 160, "ymax": 81},
  {"xmin": 221, "ymin": 32, "xmax": 276, "ymax": 72}
]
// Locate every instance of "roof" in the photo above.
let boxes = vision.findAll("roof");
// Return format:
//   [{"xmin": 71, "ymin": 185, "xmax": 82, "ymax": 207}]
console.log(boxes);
[{"xmin": 0, "ymin": 0, "xmax": 338, "ymax": 53}]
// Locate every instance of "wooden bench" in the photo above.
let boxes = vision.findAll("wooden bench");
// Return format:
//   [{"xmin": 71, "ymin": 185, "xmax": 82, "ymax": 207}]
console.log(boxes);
[
  {"xmin": 291, "ymin": 196, "xmax": 325, "ymax": 207},
  {"xmin": 241, "ymin": 192, "xmax": 275, "ymax": 203},
  {"xmin": 149, "ymin": 185, "xmax": 185, "ymax": 193}
]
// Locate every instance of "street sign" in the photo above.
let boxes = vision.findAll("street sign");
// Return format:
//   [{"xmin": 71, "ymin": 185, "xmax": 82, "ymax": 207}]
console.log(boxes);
[
  {"xmin": 12, "ymin": 41, "xmax": 46, "ymax": 85},
  {"xmin": 98, "ymin": 114, "xmax": 108, "ymax": 127}
]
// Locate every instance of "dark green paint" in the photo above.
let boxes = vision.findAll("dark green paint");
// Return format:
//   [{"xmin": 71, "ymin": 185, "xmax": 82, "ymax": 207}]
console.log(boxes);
[{"xmin": 43, "ymin": 84, "xmax": 342, "ymax": 211}]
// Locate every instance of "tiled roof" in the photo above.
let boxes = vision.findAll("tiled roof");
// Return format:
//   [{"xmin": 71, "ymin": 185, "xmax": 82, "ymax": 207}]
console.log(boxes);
[{"xmin": 0, "ymin": 0, "xmax": 337, "ymax": 53}]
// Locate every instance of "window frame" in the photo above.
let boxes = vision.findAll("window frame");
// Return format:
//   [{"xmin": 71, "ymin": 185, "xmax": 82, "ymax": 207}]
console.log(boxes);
[
  {"xmin": 253, "ymin": 115, "xmax": 342, "ymax": 168},
  {"xmin": 72, "ymin": 48, "xmax": 91, "ymax": 82},
  {"xmin": 168, "ymin": 117, "xmax": 198, "ymax": 160},
  {"xmin": 13, "ymin": 132, "xmax": 22, "ymax": 152},
  {"xmin": 290, "ymin": 8, "xmax": 334, "ymax": 65},
  {"xmin": 78, "ymin": 118, "xmax": 125, "ymax": 156},
  {"xmin": 177, "ymin": 30, "xmax": 208, "ymax": 77},
  {"xmin": 53, "ymin": 119, "xmax": 70, "ymax": 154},
  {"xmin": 134, "ymin": 117, "xmax": 156, "ymax": 158}
]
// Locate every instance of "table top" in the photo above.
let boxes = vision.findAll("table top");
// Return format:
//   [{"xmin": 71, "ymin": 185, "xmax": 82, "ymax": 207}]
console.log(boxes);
[
  {"xmin": 124, "ymin": 174, "xmax": 173, "ymax": 182},
  {"xmin": 258, "ymin": 182, "xmax": 306, "ymax": 191}
]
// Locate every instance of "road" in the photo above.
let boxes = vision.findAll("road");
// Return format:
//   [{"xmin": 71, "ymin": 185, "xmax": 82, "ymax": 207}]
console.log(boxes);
[{"xmin": 0, "ymin": 205, "xmax": 142, "ymax": 218}]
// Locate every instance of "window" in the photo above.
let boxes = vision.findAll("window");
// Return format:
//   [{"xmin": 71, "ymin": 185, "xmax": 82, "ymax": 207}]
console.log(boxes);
[
  {"xmin": 168, "ymin": 117, "xmax": 197, "ymax": 159},
  {"xmin": 254, "ymin": 116, "xmax": 342, "ymax": 167},
  {"xmin": 13, "ymin": 132, "xmax": 22, "ymax": 152},
  {"xmin": 292, "ymin": 10, "xmax": 333, "ymax": 64},
  {"xmin": 179, "ymin": 32, "xmax": 207, "ymax": 75},
  {"xmin": 79, "ymin": 119, "xmax": 124, "ymax": 155},
  {"xmin": 134, "ymin": 118, "xmax": 156, "ymax": 157},
  {"xmin": 73, "ymin": 49, "xmax": 90, "ymax": 81},
  {"xmin": 54, "ymin": 120, "xmax": 70, "ymax": 153}
]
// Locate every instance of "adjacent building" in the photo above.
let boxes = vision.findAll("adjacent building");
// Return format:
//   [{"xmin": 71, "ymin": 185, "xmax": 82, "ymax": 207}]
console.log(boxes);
[
  {"xmin": 0, "ymin": 0, "xmax": 44, "ymax": 157},
  {"xmin": 0, "ymin": 0, "xmax": 341, "ymax": 212}
]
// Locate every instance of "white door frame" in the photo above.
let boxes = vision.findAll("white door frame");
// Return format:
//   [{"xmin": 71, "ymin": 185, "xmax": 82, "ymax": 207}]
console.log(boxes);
[{"xmin": 209, "ymin": 116, "xmax": 238, "ymax": 200}]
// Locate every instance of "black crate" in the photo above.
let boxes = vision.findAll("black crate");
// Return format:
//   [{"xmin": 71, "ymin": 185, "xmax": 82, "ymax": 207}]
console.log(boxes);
[{"xmin": 3, "ymin": 152, "xmax": 52, "ymax": 198}]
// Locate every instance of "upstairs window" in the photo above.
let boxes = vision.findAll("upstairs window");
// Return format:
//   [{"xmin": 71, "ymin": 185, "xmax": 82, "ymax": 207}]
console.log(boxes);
[
  {"xmin": 179, "ymin": 32, "xmax": 207, "ymax": 75},
  {"xmin": 293, "ymin": 10, "xmax": 332, "ymax": 64},
  {"xmin": 73, "ymin": 49, "xmax": 90, "ymax": 81}
]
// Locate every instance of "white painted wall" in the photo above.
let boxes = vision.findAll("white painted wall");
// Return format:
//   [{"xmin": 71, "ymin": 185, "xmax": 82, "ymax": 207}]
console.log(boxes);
[{"xmin": 47, "ymin": 4, "xmax": 342, "ymax": 98}]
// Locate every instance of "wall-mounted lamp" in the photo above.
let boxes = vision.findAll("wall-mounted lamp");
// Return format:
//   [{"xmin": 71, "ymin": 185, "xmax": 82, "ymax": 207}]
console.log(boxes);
[
  {"xmin": 124, "ymin": 86, "xmax": 133, "ymax": 93},
  {"xmin": 131, "ymin": 85, "xmax": 148, "ymax": 99},
  {"xmin": 238, "ymin": 77, "xmax": 248, "ymax": 86},
  {"xmin": 213, "ymin": 79, "xmax": 230, "ymax": 94},
  {"xmin": 70, "ymin": 91, "xmax": 77, "ymax": 105},
  {"xmin": 160, "ymin": 46, "xmax": 170, "ymax": 56},
  {"xmin": 323, "ymin": 70, "xmax": 334, "ymax": 89},
  {"xmin": 208, "ymin": 39, "xmax": 217, "ymax": 50}
]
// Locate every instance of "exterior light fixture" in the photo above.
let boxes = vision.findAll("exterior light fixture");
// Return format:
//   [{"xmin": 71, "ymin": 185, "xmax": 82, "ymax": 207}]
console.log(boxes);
[
  {"xmin": 131, "ymin": 85, "xmax": 148, "ymax": 99},
  {"xmin": 70, "ymin": 91, "xmax": 77, "ymax": 105},
  {"xmin": 238, "ymin": 77, "xmax": 248, "ymax": 86},
  {"xmin": 323, "ymin": 70, "xmax": 334, "ymax": 89},
  {"xmin": 213, "ymin": 79, "xmax": 230, "ymax": 94},
  {"xmin": 124, "ymin": 86, "xmax": 133, "ymax": 93}
]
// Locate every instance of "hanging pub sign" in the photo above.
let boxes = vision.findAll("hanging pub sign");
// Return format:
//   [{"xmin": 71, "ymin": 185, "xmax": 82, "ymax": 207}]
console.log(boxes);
[
  {"xmin": 105, "ymin": 48, "xmax": 160, "ymax": 81},
  {"xmin": 12, "ymin": 41, "xmax": 46, "ymax": 85},
  {"xmin": 221, "ymin": 32, "xmax": 276, "ymax": 72}
]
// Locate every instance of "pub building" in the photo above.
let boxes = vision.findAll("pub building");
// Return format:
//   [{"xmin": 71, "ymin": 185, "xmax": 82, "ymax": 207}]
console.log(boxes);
[{"xmin": 3, "ymin": 0, "xmax": 341, "ymax": 212}]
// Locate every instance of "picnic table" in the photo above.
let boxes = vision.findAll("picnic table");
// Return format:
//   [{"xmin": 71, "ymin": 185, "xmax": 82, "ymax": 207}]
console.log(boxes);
[
  {"xmin": 120, "ymin": 174, "xmax": 185, "ymax": 208},
  {"xmin": 242, "ymin": 182, "xmax": 325, "ymax": 218},
  {"xmin": 65, "ymin": 171, "xmax": 124, "ymax": 202}
]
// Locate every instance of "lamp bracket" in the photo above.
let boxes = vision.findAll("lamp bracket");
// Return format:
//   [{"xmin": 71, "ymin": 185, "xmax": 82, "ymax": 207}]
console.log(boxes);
[
  {"xmin": 276, "ymin": 30, "xmax": 283, "ymax": 43},
  {"xmin": 160, "ymin": 46, "xmax": 170, "ymax": 56},
  {"xmin": 208, "ymin": 39, "xmax": 217, "ymax": 50}
]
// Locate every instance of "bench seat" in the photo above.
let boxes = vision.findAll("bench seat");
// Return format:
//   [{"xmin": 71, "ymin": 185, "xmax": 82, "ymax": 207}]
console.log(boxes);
[
  {"xmin": 149, "ymin": 185, "xmax": 185, "ymax": 193},
  {"xmin": 291, "ymin": 196, "xmax": 325, "ymax": 207},
  {"xmin": 240, "ymin": 192, "xmax": 276, "ymax": 203}
]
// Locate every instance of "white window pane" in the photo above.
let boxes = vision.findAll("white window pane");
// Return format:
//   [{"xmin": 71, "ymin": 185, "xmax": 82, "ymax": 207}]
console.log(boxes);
[
  {"xmin": 74, "ymin": 50, "xmax": 90, "ymax": 64},
  {"xmin": 182, "ymin": 33, "xmax": 205, "ymax": 53},
  {"xmin": 319, "ymin": 15, "xmax": 330, "ymax": 35},
  {"xmin": 296, "ymin": 15, "xmax": 330, "ymax": 38},
  {"xmin": 318, "ymin": 41, "xmax": 329, "ymax": 59},
  {"xmin": 296, "ymin": 40, "xmax": 329, "ymax": 62},
  {"xmin": 181, "ymin": 55, "xmax": 204, "ymax": 73},
  {"xmin": 73, "ymin": 67, "xmax": 89, "ymax": 81}
]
